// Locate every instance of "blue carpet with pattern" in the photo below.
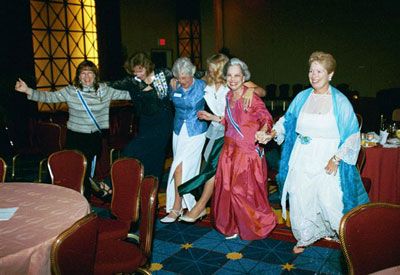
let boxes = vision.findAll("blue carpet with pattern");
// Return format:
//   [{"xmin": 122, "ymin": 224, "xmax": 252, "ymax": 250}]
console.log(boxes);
[{"xmin": 147, "ymin": 219, "xmax": 346, "ymax": 274}]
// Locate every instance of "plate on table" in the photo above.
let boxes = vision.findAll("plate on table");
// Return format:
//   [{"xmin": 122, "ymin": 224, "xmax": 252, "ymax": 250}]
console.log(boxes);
[{"xmin": 386, "ymin": 138, "xmax": 400, "ymax": 145}]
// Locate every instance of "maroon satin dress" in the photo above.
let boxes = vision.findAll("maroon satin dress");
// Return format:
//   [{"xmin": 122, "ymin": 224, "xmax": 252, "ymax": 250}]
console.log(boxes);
[{"xmin": 212, "ymin": 91, "xmax": 277, "ymax": 240}]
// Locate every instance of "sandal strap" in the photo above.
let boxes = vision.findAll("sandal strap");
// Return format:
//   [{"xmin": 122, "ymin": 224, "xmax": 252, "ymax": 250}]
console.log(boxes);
[{"xmin": 170, "ymin": 209, "xmax": 182, "ymax": 217}]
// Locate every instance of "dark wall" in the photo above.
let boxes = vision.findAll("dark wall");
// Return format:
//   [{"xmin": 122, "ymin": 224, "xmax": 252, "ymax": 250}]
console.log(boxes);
[
  {"xmin": 0, "ymin": 0, "xmax": 37, "ymax": 154},
  {"xmin": 221, "ymin": 0, "xmax": 400, "ymax": 97},
  {"xmin": 96, "ymin": 0, "xmax": 125, "ymax": 81}
]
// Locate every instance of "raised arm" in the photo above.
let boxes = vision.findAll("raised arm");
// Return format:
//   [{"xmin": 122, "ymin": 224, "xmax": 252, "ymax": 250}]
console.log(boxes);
[{"xmin": 15, "ymin": 78, "xmax": 32, "ymax": 96}]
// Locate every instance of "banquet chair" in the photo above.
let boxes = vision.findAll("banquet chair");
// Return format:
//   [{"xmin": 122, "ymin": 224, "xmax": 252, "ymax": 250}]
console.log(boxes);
[
  {"xmin": 11, "ymin": 121, "xmax": 65, "ymax": 182},
  {"xmin": 48, "ymin": 150, "xmax": 87, "ymax": 194},
  {"xmin": 97, "ymin": 157, "xmax": 144, "ymax": 241},
  {"xmin": 339, "ymin": 203, "xmax": 400, "ymax": 275},
  {"xmin": 51, "ymin": 213, "xmax": 98, "ymax": 275},
  {"xmin": 0, "ymin": 157, "xmax": 7, "ymax": 182},
  {"xmin": 94, "ymin": 176, "xmax": 159, "ymax": 275},
  {"xmin": 356, "ymin": 147, "xmax": 372, "ymax": 194},
  {"xmin": 36, "ymin": 121, "xmax": 66, "ymax": 182},
  {"xmin": 392, "ymin": 108, "xmax": 400, "ymax": 122}
]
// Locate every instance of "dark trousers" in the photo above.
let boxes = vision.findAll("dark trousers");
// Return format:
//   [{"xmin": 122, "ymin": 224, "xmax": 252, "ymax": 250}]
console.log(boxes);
[{"xmin": 65, "ymin": 130, "xmax": 103, "ymax": 200}]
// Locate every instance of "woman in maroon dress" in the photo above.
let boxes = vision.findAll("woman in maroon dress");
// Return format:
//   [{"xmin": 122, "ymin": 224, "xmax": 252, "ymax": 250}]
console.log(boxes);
[{"xmin": 198, "ymin": 58, "xmax": 277, "ymax": 240}]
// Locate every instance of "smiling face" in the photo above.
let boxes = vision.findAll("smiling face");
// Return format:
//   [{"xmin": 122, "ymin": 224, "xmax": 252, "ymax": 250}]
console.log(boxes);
[
  {"xmin": 177, "ymin": 73, "xmax": 194, "ymax": 89},
  {"xmin": 79, "ymin": 68, "xmax": 96, "ymax": 86},
  {"xmin": 226, "ymin": 64, "xmax": 245, "ymax": 92},
  {"xmin": 133, "ymin": 65, "xmax": 148, "ymax": 81},
  {"xmin": 308, "ymin": 61, "xmax": 333, "ymax": 94}
]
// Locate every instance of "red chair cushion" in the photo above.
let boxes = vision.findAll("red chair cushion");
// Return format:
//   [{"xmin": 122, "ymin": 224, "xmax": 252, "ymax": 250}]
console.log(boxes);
[
  {"xmin": 95, "ymin": 239, "xmax": 147, "ymax": 275},
  {"xmin": 97, "ymin": 217, "xmax": 130, "ymax": 241}
]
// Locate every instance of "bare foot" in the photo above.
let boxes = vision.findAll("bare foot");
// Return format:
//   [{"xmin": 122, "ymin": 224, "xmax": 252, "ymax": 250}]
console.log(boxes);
[{"xmin": 293, "ymin": 246, "xmax": 305, "ymax": 254}]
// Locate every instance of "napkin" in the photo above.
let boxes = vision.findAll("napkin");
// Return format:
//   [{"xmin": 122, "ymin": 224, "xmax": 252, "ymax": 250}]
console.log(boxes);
[
  {"xmin": 379, "ymin": 130, "xmax": 389, "ymax": 145},
  {"xmin": 0, "ymin": 207, "xmax": 18, "ymax": 221}
]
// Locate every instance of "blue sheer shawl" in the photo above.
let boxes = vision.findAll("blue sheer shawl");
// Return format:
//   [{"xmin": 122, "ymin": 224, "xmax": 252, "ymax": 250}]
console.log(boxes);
[{"xmin": 276, "ymin": 86, "xmax": 369, "ymax": 214}]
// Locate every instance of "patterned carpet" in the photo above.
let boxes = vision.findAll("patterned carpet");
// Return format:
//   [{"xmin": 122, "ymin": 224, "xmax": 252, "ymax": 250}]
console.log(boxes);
[
  {"xmin": 147, "ymin": 189, "xmax": 346, "ymax": 275},
  {"xmin": 147, "ymin": 216, "xmax": 346, "ymax": 274}
]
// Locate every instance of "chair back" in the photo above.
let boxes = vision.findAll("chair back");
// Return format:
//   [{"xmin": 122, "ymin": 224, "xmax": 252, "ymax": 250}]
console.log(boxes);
[
  {"xmin": 36, "ymin": 121, "xmax": 66, "ymax": 155},
  {"xmin": 278, "ymin": 84, "xmax": 290, "ymax": 100},
  {"xmin": 110, "ymin": 158, "xmax": 144, "ymax": 224},
  {"xmin": 339, "ymin": 203, "xmax": 400, "ymax": 275},
  {"xmin": 392, "ymin": 108, "xmax": 400, "ymax": 122},
  {"xmin": 0, "ymin": 157, "xmax": 7, "ymax": 182},
  {"xmin": 139, "ymin": 176, "xmax": 159, "ymax": 259},
  {"xmin": 48, "ymin": 150, "xmax": 87, "ymax": 194},
  {"xmin": 292, "ymin": 83, "xmax": 303, "ymax": 98},
  {"xmin": 356, "ymin": 113, "xmax": 363, "ymax": 131},
  {"xmin": 265, "ymin": 84, "xmax": 277, "ymax": 100},
  {"xmin": 51, "ymin": 213, "xmax": 98, "ymax": 275}
]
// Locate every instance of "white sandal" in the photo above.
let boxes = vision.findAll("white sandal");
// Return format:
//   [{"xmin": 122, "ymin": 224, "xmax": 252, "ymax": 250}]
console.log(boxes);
[{"xmin": 160, "ymin": 209, "xmax": 182, "ymax": 223}]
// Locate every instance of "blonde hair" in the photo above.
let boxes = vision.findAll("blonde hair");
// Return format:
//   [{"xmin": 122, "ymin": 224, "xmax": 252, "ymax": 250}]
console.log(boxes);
[
  {"xmin": 205, "ymin": 53, "xmax": 229, "ymax": 86},
  {"xmin": 309, "ymin": 51, "xmax": 336, "ymax": 74}
]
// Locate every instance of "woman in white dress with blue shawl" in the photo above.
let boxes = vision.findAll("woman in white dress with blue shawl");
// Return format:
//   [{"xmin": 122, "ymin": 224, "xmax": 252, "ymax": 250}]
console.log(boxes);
[{"xmin": 269, "ymin": 51, "xmax": 369, "ymax": 253}]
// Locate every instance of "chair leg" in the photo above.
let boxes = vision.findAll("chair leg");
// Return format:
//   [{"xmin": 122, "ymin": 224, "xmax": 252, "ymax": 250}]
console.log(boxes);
[
  {"xmin": 136, "ymin": 267, "xmax": 152, "ymax": 275},
  {"xmin": 109, "ymin": 148, "xmax": 121, "ymax": 167},
  {"xmin": 11, "ymin": 153, "xmax": 20, "ymax": 180},
  {"xmin": 37, "ymin": 157, "xmax": 47, "ymax": 183}
]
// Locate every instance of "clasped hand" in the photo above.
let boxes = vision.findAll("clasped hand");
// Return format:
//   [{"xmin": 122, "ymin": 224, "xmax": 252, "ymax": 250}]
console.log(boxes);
[{"xmin": 255, "ymin": 131, "xmax": 274, "ymax": 144}]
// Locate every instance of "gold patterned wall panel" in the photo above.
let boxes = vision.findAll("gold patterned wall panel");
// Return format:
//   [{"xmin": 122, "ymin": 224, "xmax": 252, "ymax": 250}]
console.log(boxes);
[
  {"xmin": 30, "ymin": 0, "xmax": 98, "ymax": 112},
  {"xmin": 177, "ymin": 19, "xmax": 202, "ymax": 68}
]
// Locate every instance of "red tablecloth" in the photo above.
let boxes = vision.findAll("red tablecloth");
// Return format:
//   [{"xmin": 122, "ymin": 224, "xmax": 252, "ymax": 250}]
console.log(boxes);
[
  {"xmin": 0, "ymin": 182, "xmax": 90, "ymax": 275},
  {"xmin": 361, "ymin": 146, "xmax": 400, "ymax": 204}
]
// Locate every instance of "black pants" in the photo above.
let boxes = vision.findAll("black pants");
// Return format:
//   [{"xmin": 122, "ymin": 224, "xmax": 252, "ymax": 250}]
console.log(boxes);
[{"xmin": 65, "ymin": 130, "xmax": 103, "ymax": 200}]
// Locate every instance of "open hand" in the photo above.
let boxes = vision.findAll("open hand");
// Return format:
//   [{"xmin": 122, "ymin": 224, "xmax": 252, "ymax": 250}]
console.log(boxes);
[
  {"xmin": 324, "ymin": 158, "xmax": 339, "ymax": 176},
  {"xmin": 242, "ymin": 88, "xmax": 254, "ymax": 111}
]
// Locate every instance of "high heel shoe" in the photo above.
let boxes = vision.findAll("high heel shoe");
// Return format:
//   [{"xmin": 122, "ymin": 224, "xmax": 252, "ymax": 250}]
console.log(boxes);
[
  {"xmin": 179, "ymin": 209, "xmax": 207, "ymax": 223},
  {"xmin": 89, "ymin": 178, "xmax": 112, "ymax": 202},
  {"xmin": 160, "ymin": 209, "xmax": 182, "ymax": 223},
  {"xmin": 225, "ymin": 233, "xmax": 238, "ymax": 240}
]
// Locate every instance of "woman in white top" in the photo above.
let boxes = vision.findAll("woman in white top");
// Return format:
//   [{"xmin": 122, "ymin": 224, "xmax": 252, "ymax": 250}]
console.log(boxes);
[
  {"xmin": 267, "ymin": 51, "xmax": 369, "ymax": 253},
  {"xmin": 178, "ymin": 53, "xmax": 265, "ymax": 222}
]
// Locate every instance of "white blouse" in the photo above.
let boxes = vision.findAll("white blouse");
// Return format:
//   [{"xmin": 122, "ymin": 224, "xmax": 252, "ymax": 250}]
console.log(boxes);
[{"xmin": 203, "ymin": 84, "xmax": 229, "ymax": 140}]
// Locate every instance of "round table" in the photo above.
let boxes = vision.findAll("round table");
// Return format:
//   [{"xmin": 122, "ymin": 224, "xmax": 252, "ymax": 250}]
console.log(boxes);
[{"xmin": 0, "ymin": 182, "xmax": 91, "ymax": 275}]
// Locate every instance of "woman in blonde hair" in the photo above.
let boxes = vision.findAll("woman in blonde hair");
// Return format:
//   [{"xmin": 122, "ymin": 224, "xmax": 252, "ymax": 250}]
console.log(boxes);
[
  {"xmin": 178, "ymin": 54, "xmax": 265, "ymax": 223},
  {"xmin": 267, "ymin": 51, "xmax": 369, "ymax": 253}
]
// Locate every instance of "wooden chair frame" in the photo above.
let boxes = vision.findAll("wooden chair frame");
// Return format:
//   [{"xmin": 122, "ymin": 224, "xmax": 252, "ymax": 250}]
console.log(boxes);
[{"xmin": 0, "ymin": 157, "xmax": 7, "ymax": 182}]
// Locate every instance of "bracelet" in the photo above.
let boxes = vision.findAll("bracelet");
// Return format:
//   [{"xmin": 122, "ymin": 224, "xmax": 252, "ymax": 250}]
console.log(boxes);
[{"xmin": 331, "ymin": 155, "xmax": 340, "ymax": 165}]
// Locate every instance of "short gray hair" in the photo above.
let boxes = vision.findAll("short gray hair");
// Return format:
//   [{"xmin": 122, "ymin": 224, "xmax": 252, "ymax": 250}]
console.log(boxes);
[
  {"xmin": 172, "ymin": 57, "xmax": 196, "ymax": 77},
  {"xmin": 223, "ymin": 58, "xmax": 251, "ymax": 81}
]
